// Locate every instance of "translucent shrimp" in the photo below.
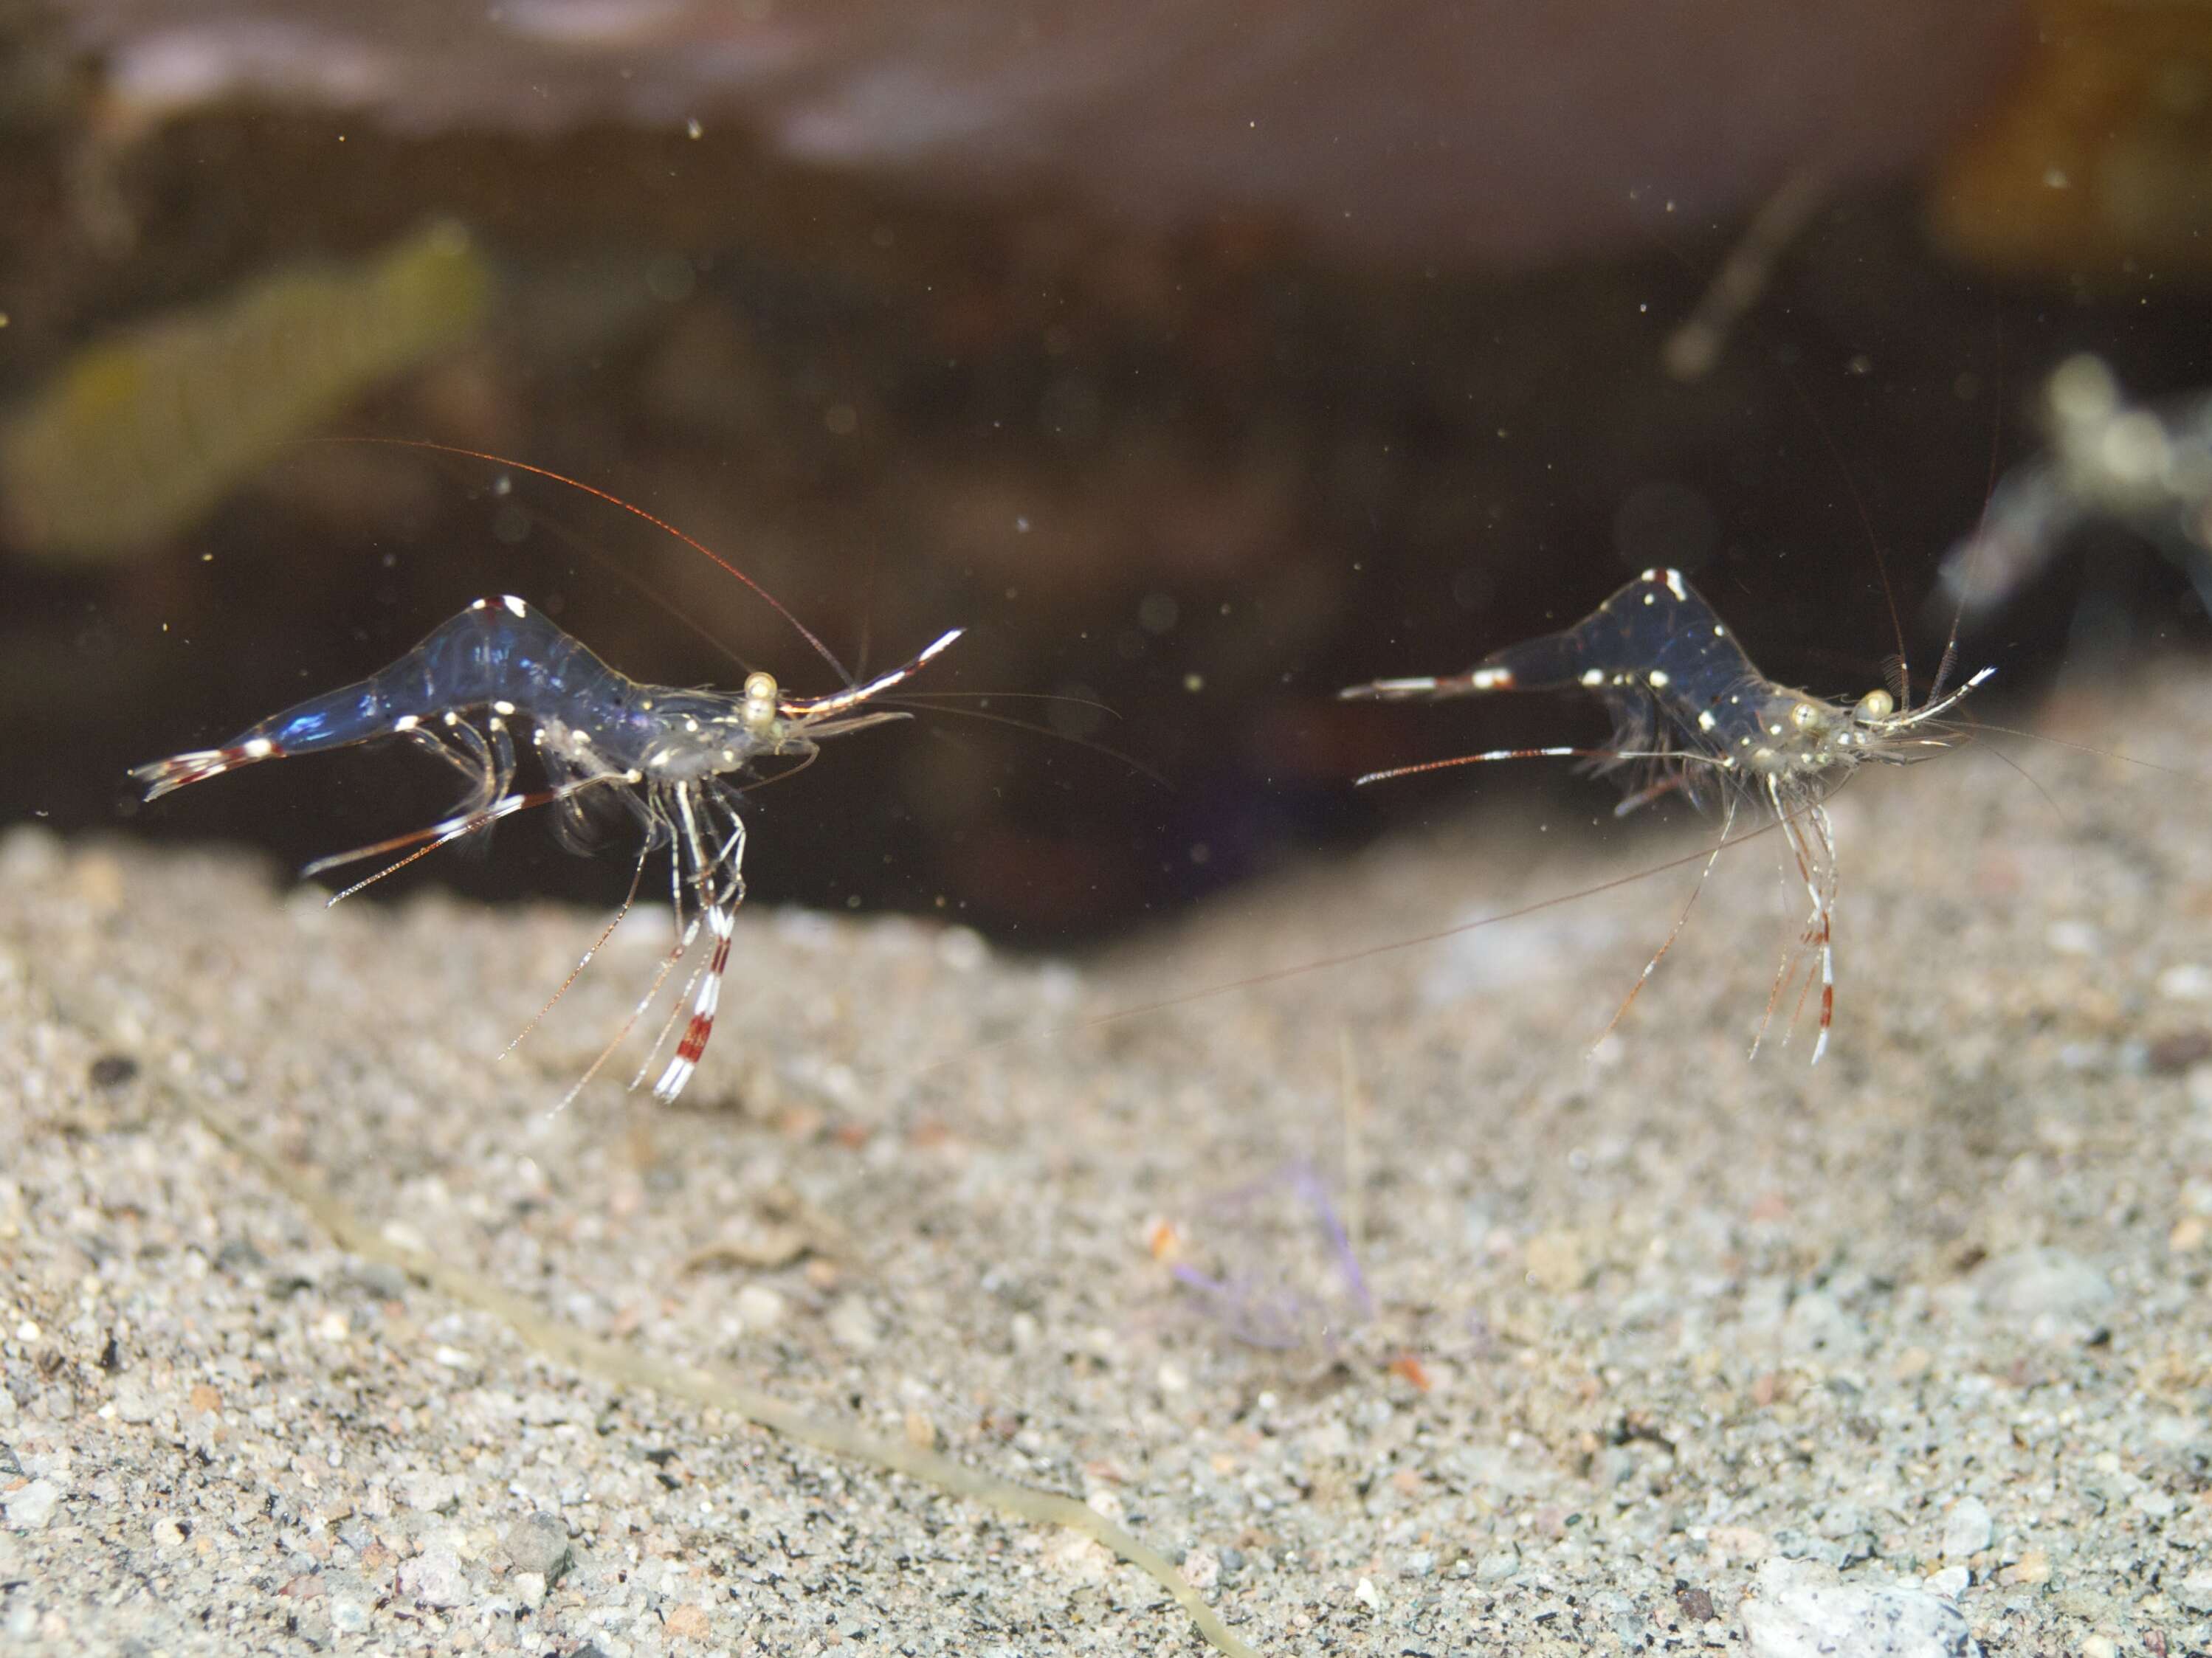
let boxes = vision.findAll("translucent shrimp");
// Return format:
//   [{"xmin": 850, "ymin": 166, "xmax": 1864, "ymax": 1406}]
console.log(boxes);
[
  {"xmin": 1341, "ymin": 567, "xmax": 1994, "ymax": 1063},
  {"xmin": 134, "ymin": 593, "xmax": 961, "ymax": 1103}
]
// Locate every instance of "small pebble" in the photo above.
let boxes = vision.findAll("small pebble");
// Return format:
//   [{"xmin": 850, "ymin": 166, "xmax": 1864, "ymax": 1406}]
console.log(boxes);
[
  {"xmin": 397, "ymin": 1470, "xmax": 461, "ymax": 1513},
  {"xmin": 2157, "ymin": 963, "xmax": 2212, "ymax": 1001},
  {"xmin": 87, "ymin": 1053, "xmax": 139, "ymax": 1091},
  {"xmin": 1941, "ymin": 1496, "xmax": 1992, "ymax": 1560},
  {"xmin": 1741, "ymin": 1559, "xmax": 1982, "ymax": 1658},
  {"xmin": 2174, "ymin": 1567, "xmax": 2212, "ymax": 1614},
  {"xmin": 329, "ymin": 1599, "xmax": 371, "ymax": 1635},
  {"xmin": 664, "ymin": 1606, "xmax": 712, "ymax": 1640},
  {"xmin": 503, "ymin": 1510, "xmax": 572, "ymax": 1581},
  {"xmin": 734, "ymin": 1284, "xmax": 785, "ymax": 1332},
  {"xmin": 111, "ymin": 1381, "xmax": 160, "ymax": 1425},
  {"xmin": 826, "ymin": 1296, "xmax": 881, "ymax": 1353},
  {"xmin": 3, "ymin": 1479, "xmax": 60, "ymax": 1530},
  {"xmin": 1923, "ymin": 1565, "xmax": 1969, "ymax": 1597},
  {"xmin": 1180, "ymin": 1546, "xmax": 1220, "ymax": 1592},
  {"xmin": 1975, "ymin": 1248, "xmax": 2113, "ymax": 1324},
  {"xmin": 511, "ymin": 1569, "xmax": 548, "ymax": 1610},
  {"xmin": 399, "ymin": 1546, "xmax": 467, "ymax": 1609},
  {"xmin": 1475, "ymin": 1546, "xmax": 1520, "ymax": 1582},
  {"xmin": 1354, "ymin": 1576, "xmax": 1382, "ymax": 1611},
  {"xmin": 2045, "ymin": 920, "xmax": 2098, "ymax": 956}
]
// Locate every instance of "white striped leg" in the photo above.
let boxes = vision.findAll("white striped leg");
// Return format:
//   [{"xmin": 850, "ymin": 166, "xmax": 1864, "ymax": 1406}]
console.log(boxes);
[
  {"xmin": 650, "ymin": 787, "xmax": 747, "ymax": 1104},
  {"xmin": 1337, "ymin": 664, "xmax": 1518, "ymax": 700},
  {"xmin": 1802, "ymin": 803, "xmax": 1839, "ymax": 1065},
  {"xmin": 306, "ymin": 778, "xmax": 613, "ymax": 905},
  {"xmin": 652, "ymin": 898, "xmax": 736, "ymax": 1102},
  {"xmin": 1750, "ymin": 789, "xmax": 1838, "ymax": 1063},
  {"xmin": 131, "ymin": 739, "xmax": 287, "ymax": 800}
]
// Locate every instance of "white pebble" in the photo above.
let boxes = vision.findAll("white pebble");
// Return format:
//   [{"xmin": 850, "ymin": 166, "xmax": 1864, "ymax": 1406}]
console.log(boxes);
[
  {"xmin": 935, "ymin": 926, "xmax": 989, "ymax": 971},
  {"xmin": 2158, "ymin": 963, "xmax": 2212, "ymax": 1001},
  {"xmin": 734, "ymin": 1284, "xmax": 786, "ymax": 1333},
  {"xmin": 399, "ymin": 1546, "xmax": 468, "ymax": 1609},
  {"xmin": 1742, "ymin": 1559, "xmax": 1982, "ymax": 1658},
  {"xmin": 1475, "ymin": 1546, "xmax": 1520, "ymax": 1582},
  {"xmin": 2045, "ymin": 920, "xmax": 2098, "ymax": 956},
  {"xmin": 1941, "ymin": 1496, "xmax": 1993, "ymax": 1560},
  {"xmin": 2174, "ymin": 1567, "xmax": 2212, "ymax": 1614},
  {"xmin": 2, "ymin": 1479, "xmax": 60, "ymax": 1530},
  {"xmin": 826, "ymin": 1296, "xmax": 881, "ymax": 1353},
  {"xmin": 1975, "ymin": 1247, "xmax": 2113, "ymax": 1322}
]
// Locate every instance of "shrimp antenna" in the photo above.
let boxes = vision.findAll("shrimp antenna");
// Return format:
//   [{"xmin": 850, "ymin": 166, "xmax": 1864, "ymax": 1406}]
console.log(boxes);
[{"xmin": 309, "ymin": 437, "xmax": 857, "ymax": 688}]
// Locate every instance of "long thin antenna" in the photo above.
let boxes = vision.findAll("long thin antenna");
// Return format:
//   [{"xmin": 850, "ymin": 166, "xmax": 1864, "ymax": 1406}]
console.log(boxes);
[
  {"xmin": 312, "ymin": 437, "xmax": 856, "ymax": 686},
  {"xmin": 1780, "ymin": 363, "xmax": 1912, "ymax": 711},
  {"xmin": 1929, "ymin": 316, "xmax": 2008, "ymax": 706}
]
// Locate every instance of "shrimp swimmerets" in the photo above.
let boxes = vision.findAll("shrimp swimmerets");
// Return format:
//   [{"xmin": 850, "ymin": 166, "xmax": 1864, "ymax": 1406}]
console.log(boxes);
[
  {"xmin": 1340, "ymin": 566, "xmax": 1994, "ymax": 1063},
  {"xmin": 134, "ymin": 594, "xmax": 961, "ymax": 1104}
]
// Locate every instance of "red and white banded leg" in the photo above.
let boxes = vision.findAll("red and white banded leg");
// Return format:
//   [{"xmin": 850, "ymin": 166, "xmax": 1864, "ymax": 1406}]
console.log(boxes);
[{"xmin": 650, "ymin": 785, "xmax": 746, "ymax": 1104}]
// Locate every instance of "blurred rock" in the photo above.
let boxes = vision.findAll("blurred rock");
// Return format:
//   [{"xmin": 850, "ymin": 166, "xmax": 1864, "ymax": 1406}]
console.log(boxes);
[{"xmin": 71, "ymin": 0, "xmax": 2025, "ymax": 266}]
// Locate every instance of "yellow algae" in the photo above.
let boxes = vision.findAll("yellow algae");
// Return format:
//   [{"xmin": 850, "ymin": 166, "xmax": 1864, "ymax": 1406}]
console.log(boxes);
[{"xmin": 1, "ymin": 220, "xmax": 491, "ymax": 560}]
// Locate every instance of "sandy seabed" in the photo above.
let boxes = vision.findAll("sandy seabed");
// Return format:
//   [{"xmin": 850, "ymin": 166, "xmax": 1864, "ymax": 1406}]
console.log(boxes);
[{"xmin": 4, "ymin": 661, "xmax": 2212, "ymax": 1657}]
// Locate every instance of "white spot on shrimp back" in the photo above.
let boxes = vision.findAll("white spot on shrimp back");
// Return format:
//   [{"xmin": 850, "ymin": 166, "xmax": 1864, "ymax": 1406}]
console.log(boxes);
[
  {"xmin": 243, "ymin": 737, "xmax": 275, "ymax": 757},
  {"xmin": 1470, "ymin": 666, "xmax": 1513, "ymax": 690},
  {"xmin": 501, "ymin": 595, "xmax": 528, "ymax": 618}
]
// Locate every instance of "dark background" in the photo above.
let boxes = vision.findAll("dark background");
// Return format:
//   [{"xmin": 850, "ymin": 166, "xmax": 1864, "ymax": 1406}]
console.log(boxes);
[{"xmin": 4, "ymin": 0, "xmax": 2208, "ymax": 946}]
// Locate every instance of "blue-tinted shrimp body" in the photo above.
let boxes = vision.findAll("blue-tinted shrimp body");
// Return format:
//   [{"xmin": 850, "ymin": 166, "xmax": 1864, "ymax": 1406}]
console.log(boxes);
[
  {"xmin": 131, "ymin": 595, "xmax": 795, "ymax": 801},
  {"xmin": 245, "ymin": 597, "xmax": 624, "ymax": 757},
  {"xmin": 1340, "ymin": 565, "xmax": 1994, "ymax": 1067},
  {"xmin": 133, "ymin": 593, "xmax": 962, "ymax": 1106}
]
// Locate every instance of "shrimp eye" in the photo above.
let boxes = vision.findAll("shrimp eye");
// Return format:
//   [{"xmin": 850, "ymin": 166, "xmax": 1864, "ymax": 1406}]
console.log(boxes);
[
  {"xmin": 1789, "ymin": 701, "xmax": 1820, "ymax": 729},
  {"xmin": 741, "ymin": 671, "xmax": 779, "ymax": 734},
  {"xmin": 1853, "ymin": 688, "xmax": 1895, "ymax": 725}
]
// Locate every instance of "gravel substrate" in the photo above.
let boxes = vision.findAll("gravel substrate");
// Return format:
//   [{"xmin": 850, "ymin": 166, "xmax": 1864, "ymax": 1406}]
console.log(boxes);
[{"xmin": 4, "ymin": 661, "xmax": 2211, "ymax": 1656}]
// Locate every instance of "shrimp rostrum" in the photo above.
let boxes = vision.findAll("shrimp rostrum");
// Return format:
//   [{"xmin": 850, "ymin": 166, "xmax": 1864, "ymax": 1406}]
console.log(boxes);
[
  {"xmin": 1340, "ymin": 567, "xmax": 1992, "ymax": 1062},
  {"xmin": 135, "ymin": 595, "xmax": 961, "ymax": 1102}
]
